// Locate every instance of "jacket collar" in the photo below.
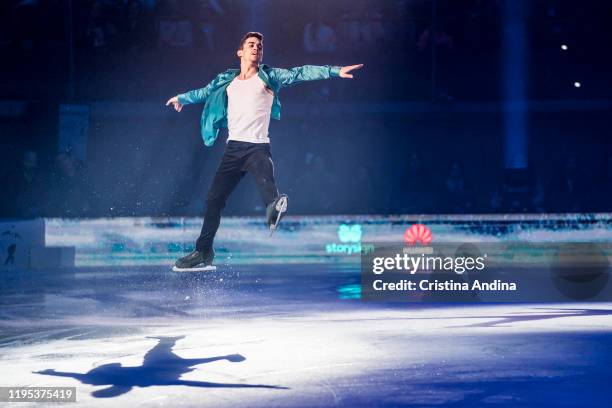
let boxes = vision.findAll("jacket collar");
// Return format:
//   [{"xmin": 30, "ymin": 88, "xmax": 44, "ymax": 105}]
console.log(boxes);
[
  {"xmin": 257, "ymin": 64, "xmax": 274, "ymax": 89},
  {"xmin": 223, "ymin": 65, "xmax": 274, "ymax": 89}
]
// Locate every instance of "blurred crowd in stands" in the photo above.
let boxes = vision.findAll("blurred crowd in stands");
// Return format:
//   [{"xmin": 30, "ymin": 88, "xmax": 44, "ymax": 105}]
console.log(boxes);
[
  {"xmin": 2, "ymin": 149, "xmax": 90, "ymax": 218},
  {"xmin": 2, "ymin": 117, "xmax": 611, "ymax": 218},
  {"xmin": 2, "ymin": 0, "xmax": 610, "ymax": 101},
  {"xmin": 0, "ymin": 0, "xmax": 610, "ymax": 218}
]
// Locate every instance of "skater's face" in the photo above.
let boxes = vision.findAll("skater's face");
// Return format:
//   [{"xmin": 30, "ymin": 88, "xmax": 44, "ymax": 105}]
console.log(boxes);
[{"xmin": 237, "ymin": 37, "xmax": 263, "ymax": 64}]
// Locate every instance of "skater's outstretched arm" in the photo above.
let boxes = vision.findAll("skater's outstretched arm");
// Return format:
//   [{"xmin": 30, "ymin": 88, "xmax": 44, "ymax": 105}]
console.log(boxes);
[
  {"xmin": 269, "ymin": 64, "xmax": 363, "ymax": 89},
  {"xmin": 165, "ymin": 73, "xmax": 226, "ymax": 112}
]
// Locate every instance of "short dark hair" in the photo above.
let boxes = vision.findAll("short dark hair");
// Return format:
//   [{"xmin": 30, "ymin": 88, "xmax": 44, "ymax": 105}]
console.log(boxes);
[{"xmin": 238, "ymin": 32, "xmax": 263, "ymax": 50}]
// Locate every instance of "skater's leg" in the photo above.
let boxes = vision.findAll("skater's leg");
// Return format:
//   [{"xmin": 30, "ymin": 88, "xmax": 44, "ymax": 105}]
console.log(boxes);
[
  {"xmin": 244, "ymin": 146, "xmax": 278, "ymax": 206},
  {"xmin": 244, "ymin": 146, "xmax": 287, "ymax": 230},
  {"xmin": 195, "ymin": 155, "xmax": 245, "ymax": 252}
]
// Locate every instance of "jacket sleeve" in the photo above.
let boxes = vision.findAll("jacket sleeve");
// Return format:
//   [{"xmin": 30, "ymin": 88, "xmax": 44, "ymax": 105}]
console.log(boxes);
[
  {"xmin": 177, "ymin": 73, "xmax": 224, "ymax": 105},
  {"xmin": 268, "ymin": 65, "xmax": 341, "ymax": 89}
]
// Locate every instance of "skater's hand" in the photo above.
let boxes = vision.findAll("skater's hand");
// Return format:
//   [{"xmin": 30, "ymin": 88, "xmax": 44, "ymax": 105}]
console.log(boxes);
[
  {"xmin": 166, "ymin": 96, "xmax": 183, "ymax": 112},
  {"xmin": 339, "ymin": 64, "xmax": 364, "ymax": 79},
  {"xmin": 34, "ymin": 369, "xmax": 56, "ymax": 374}
]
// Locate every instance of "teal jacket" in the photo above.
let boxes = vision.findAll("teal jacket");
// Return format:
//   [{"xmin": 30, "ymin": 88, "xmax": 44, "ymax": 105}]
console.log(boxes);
[{"xmin": 178, "ymin": 64, "xmax": 341, "ymax": 146}]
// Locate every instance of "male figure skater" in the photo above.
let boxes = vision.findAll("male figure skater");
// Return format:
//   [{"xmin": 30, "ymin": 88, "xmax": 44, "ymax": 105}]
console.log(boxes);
[{"xmin": 167, "ymin": 32, "xmax": 362, "ymax": 271}]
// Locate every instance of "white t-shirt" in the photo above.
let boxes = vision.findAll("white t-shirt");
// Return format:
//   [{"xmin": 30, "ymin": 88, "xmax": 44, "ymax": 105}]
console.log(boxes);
[{"xmin": 226, "ymin": 74, "xmax": 274, "ymax": 144}]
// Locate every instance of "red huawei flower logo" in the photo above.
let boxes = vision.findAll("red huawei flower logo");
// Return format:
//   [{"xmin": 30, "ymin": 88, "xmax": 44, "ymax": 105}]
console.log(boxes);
[{"xmin": 404, "ymin": 224, "xmax": 432, "ymax": 245}]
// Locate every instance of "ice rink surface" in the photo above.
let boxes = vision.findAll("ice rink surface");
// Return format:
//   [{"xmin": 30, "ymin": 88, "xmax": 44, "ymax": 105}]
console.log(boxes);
[{"xmin": 1, "ymin": 263, "xmax": 611, "ymax": 407}]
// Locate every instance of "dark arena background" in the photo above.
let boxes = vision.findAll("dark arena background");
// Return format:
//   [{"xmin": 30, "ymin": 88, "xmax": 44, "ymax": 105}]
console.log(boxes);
[{"xmin": 1, "ymin": 1, "xmax": 612, "ymax": 407}]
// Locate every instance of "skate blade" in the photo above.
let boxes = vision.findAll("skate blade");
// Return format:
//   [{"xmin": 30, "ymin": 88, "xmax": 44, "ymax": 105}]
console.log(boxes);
[
  {"xmin": 271, "ymin": 196, "xmax": 288, "ymax": 231},
  {"xmin": 269, "ymin": 195, "xmax": 288, "ymax": 237},
  {"xmin": 173, "ymin": 265, "xmax": 217, "ymax": 272}
]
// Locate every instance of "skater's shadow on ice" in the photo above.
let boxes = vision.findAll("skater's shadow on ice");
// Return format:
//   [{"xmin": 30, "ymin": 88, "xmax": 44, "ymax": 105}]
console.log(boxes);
[
  {"xmin": 34, "ymin": 335, "xmax": 287, "ymax": 398},
  {"xmin": 457, "ymin": 307, "xmax": 612, "ymax": 328}
]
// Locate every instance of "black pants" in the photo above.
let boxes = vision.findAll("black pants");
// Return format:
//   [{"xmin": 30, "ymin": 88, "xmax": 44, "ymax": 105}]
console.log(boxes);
[{"xmin": 196, "ymin": 140, "xmax": 279, "ymax": 251}]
